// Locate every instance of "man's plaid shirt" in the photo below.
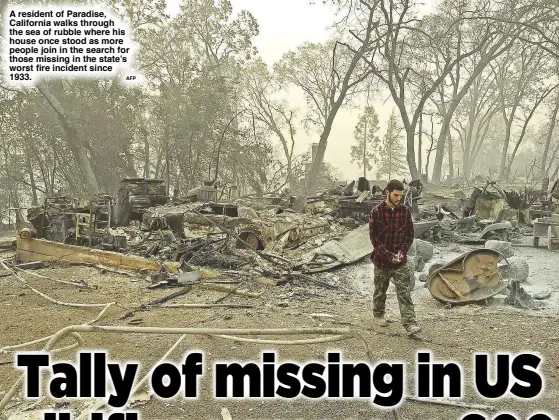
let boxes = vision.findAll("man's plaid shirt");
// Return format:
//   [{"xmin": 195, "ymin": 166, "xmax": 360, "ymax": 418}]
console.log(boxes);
[{"xmin": 369, "ymin": 200, "xmax": 414, "ymax": 269}]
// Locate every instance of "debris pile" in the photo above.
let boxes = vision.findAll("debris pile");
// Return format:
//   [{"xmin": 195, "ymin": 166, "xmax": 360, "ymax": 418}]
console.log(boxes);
[{"xmin": 9, "ymin": 175, "xmax": 558, "ymax": 310}]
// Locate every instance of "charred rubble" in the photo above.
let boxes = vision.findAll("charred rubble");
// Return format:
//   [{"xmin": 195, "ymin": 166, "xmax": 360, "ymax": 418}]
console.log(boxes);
[{"xmin": 12, "ymin": 176, "xmax": 559, "ymax": 307}]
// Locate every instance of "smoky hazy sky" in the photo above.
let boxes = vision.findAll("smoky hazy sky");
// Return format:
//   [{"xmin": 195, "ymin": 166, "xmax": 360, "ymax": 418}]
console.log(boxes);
[{"xmin": 165, "ymin": 0, "xmax": 438, "ymax": 180}]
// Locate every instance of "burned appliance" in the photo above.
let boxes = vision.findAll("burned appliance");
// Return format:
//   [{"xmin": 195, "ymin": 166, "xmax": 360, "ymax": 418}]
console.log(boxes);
[
  {"xmin": 115, "ymin": 178, "xmax": 169, "ymax": 226},
  {"xmin": 26, "ymin": 195, "xmax": 124, "ymax": 249}
]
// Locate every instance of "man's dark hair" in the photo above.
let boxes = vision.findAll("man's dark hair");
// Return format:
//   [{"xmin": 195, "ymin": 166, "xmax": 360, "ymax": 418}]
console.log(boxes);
[{"xmin": 386, "ymin": 179, "xmax": 405, "ymax": 192}]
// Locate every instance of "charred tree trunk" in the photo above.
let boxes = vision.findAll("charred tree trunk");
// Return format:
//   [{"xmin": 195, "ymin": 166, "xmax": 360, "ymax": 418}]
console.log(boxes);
[
  {"xmin": 404, "ymin": 129, "xmax": 419, "ymax": 180},
  {"xmin": 363, "ymin": 115, "xmax": 368, "ymax": 178},
  {"xmin": 141, "ymin": 119, "xmax": 150, "ymax": 178},
  {"xmin": 541, "ymin": 95, "xmax": 559, "ymax": 177},
  {"xmin": 418, "ymin": 112, "xmax": 422, "ymax": 176},
  {"xmin": 306, "ymin": 14, "xmax": 374, "ymax": 195},
  {"xmin": 447, "ymin": 129, "xmax": 454, "ymax": 180},
  {"xmin": 24, "ymin": 147, "xmax": 38, "ymax": 206},
  {"xmin": 551, "ymin": 163, "xmax": 559, "ymax": 182},
  {"xmin": 307, "ymin": 107, "xmax": 339, "ymax": 194},
  {"xmin": 164, "ymin": 109, "xmax": 170, "ymax": 194},
  {"xmin": 123, "ymin": 145, "xmax": 137, "ymax": 178},
  {"xmin": 499, "ymin": 112, "xmax": 513, "ymax": 180},
  {"xmin": 36, "ymin": 156, "xmax": 50, "ymax": 197},
  {"xmin": 425, "ymin": 115, "xmax": 435, "ymax": 178},
  {"xmin": 154, "ymin": 141, "xmax": 163, "ymax": 179}
]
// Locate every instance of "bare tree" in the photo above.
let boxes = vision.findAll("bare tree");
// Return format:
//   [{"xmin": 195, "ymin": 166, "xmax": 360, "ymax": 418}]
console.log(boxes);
[
  {"xmin": 491, "ymin": 44, "xmax": 553, "ymax": 179},
  {"xmin": 275, "ymin": 2, "xmax": 377, "ymax": 194},
  {"xmin": 540, "ymin": 89, "xmax": 559, "ymax": 177},
  {"xmin": 450, "ymin": 67, "xmax": 501, "ymax": 179},
  {"xmin": 241, "ymin": 59, "xmax": 299, "ymax": 190},
  {"xmin": 347, "ymin": 0, "xmax": 503, "ymax": 180},
  {"xmin": 428, "ymin": 0, "xmax": 523, "ymax": 183}
]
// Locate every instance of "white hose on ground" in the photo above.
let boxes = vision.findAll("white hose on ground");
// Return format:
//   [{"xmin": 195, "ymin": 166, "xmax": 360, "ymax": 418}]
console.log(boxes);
[
  {"xmin": 0, "ymin": 325, "xmax": 354, "ymax": 413},
  {"xmin": 0, "ymin": 259, "xmax": 115, "ymax": 309},
  {"xmin": 0, "ymin": 303, "xmax": 114, "ymax": 356},
  {"xmin": 75, "ymin": 334, "xmax": 188, "ymax": 420},
  {"xmin": 14, "ymin": 266, "xmax": 96, "ymax": 288}
]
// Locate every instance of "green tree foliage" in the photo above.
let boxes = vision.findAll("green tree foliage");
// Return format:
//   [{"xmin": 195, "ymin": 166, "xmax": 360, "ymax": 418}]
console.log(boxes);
[
  {"xmin": 1, "ymin": 0, "xmax": 559, "ymax": 213},
  {"xmin": 374, "ymin": 111, "xmax": 408, "ymax": 180},
  {"xmin": 350, "ymin": 106, "xmax": 379, "ymax": 178},
  {"xmin": 0, "ymin": 0, "xmax": 282, "ymax": 209}
]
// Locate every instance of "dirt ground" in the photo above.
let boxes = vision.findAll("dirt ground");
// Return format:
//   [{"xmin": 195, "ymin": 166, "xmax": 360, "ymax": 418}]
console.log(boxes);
[{"xmin": 0, "ymin": 235, "xmax": 558, "ymax": 420}]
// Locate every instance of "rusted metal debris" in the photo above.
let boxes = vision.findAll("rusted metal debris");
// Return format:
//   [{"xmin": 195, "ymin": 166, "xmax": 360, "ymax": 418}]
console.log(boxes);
[
  {"xmin": 18, "ymin": 177, "xmax": 445, "ymax": 266},
  {"xmin": 13, "ymin": 175, "xmax": 559, "ymax": 305},
  {"xmin": 115, "ymin": 178, "xmax": 169, "ymax": 226},
  {"xmin": 26, "ymin": 195, "xmax": 125, "ymax": 250},
  {"xmin": 426, "ymin": 249, "xmax": 508, "ymax": 305}
]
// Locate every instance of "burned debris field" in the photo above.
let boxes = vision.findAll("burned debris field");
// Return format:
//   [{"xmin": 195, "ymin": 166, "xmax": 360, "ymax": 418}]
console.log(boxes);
[
  {"xmin": 2, "ymin": 0, "xmax": 559, "ymax": 419},
  {"xmin": 0, "ymin": 177, "xmax": 559, "ymax": 419}
]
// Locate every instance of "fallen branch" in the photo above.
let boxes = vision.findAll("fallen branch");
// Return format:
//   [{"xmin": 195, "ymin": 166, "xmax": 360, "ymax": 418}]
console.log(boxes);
[
  {"xmin": 119, "ymin": 286, "xmax": 195, "ymax": 319},
  {"xmin": 144, "ymin": 286, "xmax": 193, "ymax": 307},
  {"xmin": 213, "ymin": 282, "xmax": 240, "ymax": 304},
  {"xmin": 69, "ymin": 262, "xmax": 137, "ymax": 277},
  {"xmin": 260, "ymin": 251, "xmax": 295, "ymax": 266},
  {"xmin": 222, "ymin": 269, "xmax": 277, "ymax": 286},
  {"xmin": 201, "ymin": 280, "xmax": 241, "ymax": 285},
  {"xmin": 198, "ymin": 283, "xmax": 263, "ymax": 298},
  {"xmin": 293, "ymin": 272, "xmax": 345, "ymax": 291}
]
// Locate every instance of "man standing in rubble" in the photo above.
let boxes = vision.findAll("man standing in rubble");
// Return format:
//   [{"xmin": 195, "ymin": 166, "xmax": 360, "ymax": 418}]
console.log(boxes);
[{"xmin": 369, "ymin": 179, "xmax": 421, "ymax": 335}]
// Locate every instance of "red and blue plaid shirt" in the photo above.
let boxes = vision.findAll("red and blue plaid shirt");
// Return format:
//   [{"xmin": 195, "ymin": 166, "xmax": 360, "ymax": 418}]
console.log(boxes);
[{"xmin": 369, "ymin": 201, "xmax": 414, "ymax": 269}]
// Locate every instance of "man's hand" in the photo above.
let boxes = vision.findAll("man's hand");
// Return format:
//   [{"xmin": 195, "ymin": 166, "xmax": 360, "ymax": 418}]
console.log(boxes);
[{"xmin": 391, "ymin": 251, "xmax": 404, "ymax": 264}]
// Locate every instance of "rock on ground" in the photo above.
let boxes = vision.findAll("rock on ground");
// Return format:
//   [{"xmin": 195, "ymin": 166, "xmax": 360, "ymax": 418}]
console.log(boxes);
[
  {"xmin": 485, "ymin": 240, "xmax": 514, "ymax": 258},
  {"xmin": 408, "ymin": 255, "xmax": 425, "ymax": 272},
  {"xmin": 408, "ymin": 239, "xmax": 434, "ymax": 262},
  {"xmin": 501, "ymin": 256, "xmax": 529, "ymax": 283},
  {"xmin": 415, "ymin": 256, "xmax": 425, "ymax": 272}
]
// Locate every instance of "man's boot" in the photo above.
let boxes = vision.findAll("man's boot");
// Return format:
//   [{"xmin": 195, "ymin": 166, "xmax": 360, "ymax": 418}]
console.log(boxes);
[
  {"xmin": 374, "ymin": 316, "xmax": 388, "ymax": 327},
  {"xmin": 405, "ymin": 323, "xmax": 422, "ymax": 335}
]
